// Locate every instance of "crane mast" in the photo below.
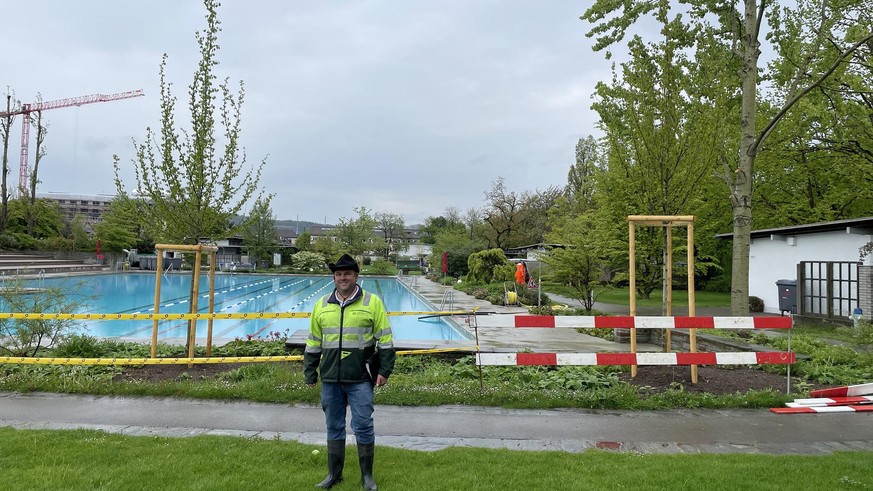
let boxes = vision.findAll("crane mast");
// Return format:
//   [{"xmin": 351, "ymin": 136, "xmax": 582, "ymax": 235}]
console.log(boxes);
[{"xmin": 0, "ymin": 89, "xmax": 144, "ymax": 196}]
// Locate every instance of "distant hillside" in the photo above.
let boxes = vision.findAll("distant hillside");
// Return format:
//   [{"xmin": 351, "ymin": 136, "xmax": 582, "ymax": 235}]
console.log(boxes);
[{"xmin": 274, "ymin": 220, "xmax": 327, "ymax": 233}]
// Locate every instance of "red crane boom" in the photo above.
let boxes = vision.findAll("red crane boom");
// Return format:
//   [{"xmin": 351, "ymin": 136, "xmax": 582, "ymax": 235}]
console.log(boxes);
[{"xmin": 0, "ymin": 89, "xmax": 144, "ymax": 196}]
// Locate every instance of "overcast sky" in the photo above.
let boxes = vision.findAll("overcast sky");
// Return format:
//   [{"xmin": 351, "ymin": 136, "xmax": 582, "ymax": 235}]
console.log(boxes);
[{"xmin": 2, "ymin": 1, "xmax": 607, "ymax": 225}]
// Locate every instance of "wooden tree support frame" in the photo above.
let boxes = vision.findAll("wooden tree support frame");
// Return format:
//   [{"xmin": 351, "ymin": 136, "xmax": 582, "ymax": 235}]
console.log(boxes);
[
  {"xmin": 149, "ymin": 244, "xmax": 220, "ymax": 363},
  {"xmin": 627, "ymin": 215, "xmax": 698, "ymax": 383}
]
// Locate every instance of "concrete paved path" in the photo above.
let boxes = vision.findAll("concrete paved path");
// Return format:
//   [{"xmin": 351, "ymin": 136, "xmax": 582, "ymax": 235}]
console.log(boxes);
[{"xmin": 2, "ymin": 392, "xmax": 872, "ymax": 455}]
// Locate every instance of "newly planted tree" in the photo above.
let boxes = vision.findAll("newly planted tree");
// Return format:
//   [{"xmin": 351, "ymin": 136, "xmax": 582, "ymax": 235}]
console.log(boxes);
[{"xmin": 115, "ymin": 0, "xmax": 265, "ymax": 245}]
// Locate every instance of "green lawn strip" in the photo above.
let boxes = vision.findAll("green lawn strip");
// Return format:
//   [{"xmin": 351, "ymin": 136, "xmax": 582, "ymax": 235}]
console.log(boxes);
[
  {"xmin": 541, "ymin": 283, "xmax": 730, "ymax": 308},
  {"xmin": 0, "ymin": 427, "xmax": 870, "ymax": 491},
  {"xmin": 0, "ymin": 360, "xmax": 794, "ymax": 410}
]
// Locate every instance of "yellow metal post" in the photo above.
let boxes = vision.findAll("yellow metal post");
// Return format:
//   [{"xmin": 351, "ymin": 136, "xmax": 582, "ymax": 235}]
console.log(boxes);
[
  {"xmin": 206, "ymin": 252, "xmax": 216, "ymax": 356},
  {"xmin": 188, "ymin": 249, "xmax": 203, "ymax": 365},
  {"xmin": 150, "ymin": 250, "xmax": 165, "ymax": 358}
]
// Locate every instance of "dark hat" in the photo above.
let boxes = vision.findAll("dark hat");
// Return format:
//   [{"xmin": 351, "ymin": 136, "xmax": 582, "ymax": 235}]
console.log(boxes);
[{"xmin": 329, "ymin": 253, "xmax": 360, "ymax": 273}]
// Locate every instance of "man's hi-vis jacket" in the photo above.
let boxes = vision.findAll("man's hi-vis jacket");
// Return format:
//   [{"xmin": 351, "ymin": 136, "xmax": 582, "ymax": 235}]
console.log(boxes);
[{"xmin": 303, "ymin": 286, "xmax": 395, "ymax": 385}]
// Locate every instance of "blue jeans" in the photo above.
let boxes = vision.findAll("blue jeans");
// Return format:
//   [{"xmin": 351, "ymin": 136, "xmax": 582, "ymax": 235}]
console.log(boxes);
[{"xmin": 321, "ymin": 381, "xmax": 375, "ymax": 444}]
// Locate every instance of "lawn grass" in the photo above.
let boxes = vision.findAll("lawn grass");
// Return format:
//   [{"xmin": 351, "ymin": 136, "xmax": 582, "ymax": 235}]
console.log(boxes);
[
  {"xmin": 542, "ymin": 283, "xmax": 731, "ymax": 308},
  {"xmin": 1, "ymin": 427, "xmax": 870, "ymax": 490}
]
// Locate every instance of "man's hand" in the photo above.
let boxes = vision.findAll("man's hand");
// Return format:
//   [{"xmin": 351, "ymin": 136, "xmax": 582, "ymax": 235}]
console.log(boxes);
[
  {"xmin": 375, "ymin": 375, "xmax": 388, "ymax": 387},
  {"xmin": 307, "ymin": 383, "xmax": 316, "ymax": 388}
]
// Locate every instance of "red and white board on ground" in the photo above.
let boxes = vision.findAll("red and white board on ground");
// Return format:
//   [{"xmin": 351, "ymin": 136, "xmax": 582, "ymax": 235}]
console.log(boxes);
[
  {"xmin": 786, "ymin": 396, "xmax": 873, "ymax": 408},
  {"xmin": 770, "ymin": 405, "xmax": 873, "ymax": 414},
  {"xmin": 810, "ymin": 382, "xmax": 873, "ymax": 398}
]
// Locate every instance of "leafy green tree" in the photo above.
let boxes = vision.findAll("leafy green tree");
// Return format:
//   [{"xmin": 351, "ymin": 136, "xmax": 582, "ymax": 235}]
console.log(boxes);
[
  {"xmin": 467, "ymin": 248, "xmax": 513, "ymax": 284},
  {"xmin": 313, "ymin": 236, "xmax": 342, "ymax": 259},
  {"xmin": 94, "ymin": 195, "xmax": 142, "ymax": 255},
  {"xmin": 335, "ymin": 206, "xmax": 382, "ymax": 257},
  {"xmin": 242, "ymin": 196, "xmax": 279, "ymax": 263},
  {"xmin": 481, "ymin": 177, "xmax": 525, "ymax": 249},
  {"xmin": 5, "ymin": 198, "xmax": 64, "ymax": 239},
  {"xmin": 420, "ymin": 213, "xmax": 465, "ymax": 245},
  {"xmin": 542, "ymin": 218, "xmax": 612, "ymax": 312},
  {"xmin": 583, "ymin": 0, "xmax": 873, "ymax": 314},
  {"xmin": 295, "ymin": 231, "xmax": 311, "ymax": 252},
  {"xmin": 114, "ymin": 0, "xmax": 265, "ymax": 245},
  {"xmin": 69, "ymin": 215, "xmax": 93, "ymax": 251},
  {"xmin": 428, "ymin": 229, "xmax": 486, "ymax": 278},
  {"xmin": 375, "ymin": 211, "xmax": 406, "ymax": 258},
  {"xmin": 566, "ymin": 136, "xmax": 601, "ymax": 211}
]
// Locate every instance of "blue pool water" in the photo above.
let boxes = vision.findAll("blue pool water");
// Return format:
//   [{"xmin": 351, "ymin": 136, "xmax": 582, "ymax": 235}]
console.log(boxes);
[{"xmin": 23, "ymin": 273, "xmax": 471, "ymax": 342}]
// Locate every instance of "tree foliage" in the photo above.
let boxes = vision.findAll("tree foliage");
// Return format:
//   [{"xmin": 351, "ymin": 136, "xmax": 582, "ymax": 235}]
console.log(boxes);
[
  {"xmin": 94, "ymin": 194, "xmax": 145, "ymax": 255},
  {"xmin": 582, "ymin": 0, "xmax": 873, "ymax": 314},
  {"xmin": 375, "ymin": 211, "xmax": 406, "ymax": 258},
  {"xmin": 467, "ymin": 248, "xmax": 513, "ymax": 284},
  {"xmin": 115, "ymin": 0, "xmax": 265, "ymax": 245},
  {"xmin": 335, "ymin": 206, "xmax": 381, "ymax": 257},
  {"xmin": 242, "ymin": 196, "xmax": 279, "ymax": 263}
]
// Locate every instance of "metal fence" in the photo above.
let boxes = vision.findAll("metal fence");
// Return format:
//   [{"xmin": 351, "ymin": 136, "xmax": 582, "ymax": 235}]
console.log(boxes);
[{"xmin": 798, "ymin": 261, "xmax": 860, "ymax": 319}]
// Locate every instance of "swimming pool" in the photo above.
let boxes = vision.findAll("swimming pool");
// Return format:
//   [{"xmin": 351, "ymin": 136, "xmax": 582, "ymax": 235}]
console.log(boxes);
[{"xmin": 23, "ymin": 273, "xmax": 471, "ymax": 342}]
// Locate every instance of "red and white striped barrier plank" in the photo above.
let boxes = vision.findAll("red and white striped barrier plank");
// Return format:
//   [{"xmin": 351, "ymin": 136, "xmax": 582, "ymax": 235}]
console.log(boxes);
[
  {"xmin": 476, "ymin": 315, "xmax": 792, "ymax": 329},
  {"xmin": 476, "ymin": 351, "xmax": 795, "ymax": 366},
  {"xmin": 786, "ymin": 396, "xmax": 873, "ymax": 408},
  {"xmin": 810, "ymin": 382, "xmax": 873, "ymax": 398},
  {"xmin": 770, "ymin": 405, "xmax": 873, "ymax": 414}
]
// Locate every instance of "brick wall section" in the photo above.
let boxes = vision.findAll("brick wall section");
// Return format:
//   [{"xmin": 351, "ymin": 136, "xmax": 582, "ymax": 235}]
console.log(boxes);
[{"xmin": 860, "ymin": 265, "xmax": 873, "ymax": 321}]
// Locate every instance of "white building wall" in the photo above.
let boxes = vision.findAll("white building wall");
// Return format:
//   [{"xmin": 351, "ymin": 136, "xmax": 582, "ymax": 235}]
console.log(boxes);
[{"xmin": 750, "ymin": 231, "xmax": 872, "ymax": 314}]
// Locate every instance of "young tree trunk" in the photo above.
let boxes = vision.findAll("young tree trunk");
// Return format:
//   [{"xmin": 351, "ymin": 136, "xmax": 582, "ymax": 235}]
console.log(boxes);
[{"xmin": 729, "ymin": 0, "xmax": 762, "ymax": 316}]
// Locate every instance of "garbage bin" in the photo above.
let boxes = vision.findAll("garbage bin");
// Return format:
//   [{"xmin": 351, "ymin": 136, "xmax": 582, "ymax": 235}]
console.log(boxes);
[{"xmin": 775, "ymin": 279, "xmax": 797, "ymax": 316}]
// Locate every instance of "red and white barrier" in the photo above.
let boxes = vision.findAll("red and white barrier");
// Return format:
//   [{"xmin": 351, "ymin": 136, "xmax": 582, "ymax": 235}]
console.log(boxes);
[
  {"xmin": 474, "ymin": 315, "xmax": 792, "ymax": 329},
  {"xmin": 476, "ymin": 351, "xmax": 795, "ymax": 367},
  {"xmin": 810, "ymin": 382, "xmax": 873, "ymax": 398},
  {"xmin": 786, "ymin": 396, "xmax": 873, "ymax": 408},
  {"xmin": 771, "ymin": 405, "xmax": 873, "ymax": 414}
]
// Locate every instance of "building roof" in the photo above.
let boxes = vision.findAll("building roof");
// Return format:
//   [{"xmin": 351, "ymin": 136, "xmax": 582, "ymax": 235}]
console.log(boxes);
[{"xmin": 716, "ymin": 217, "xmax": 873, "ymax": 239}]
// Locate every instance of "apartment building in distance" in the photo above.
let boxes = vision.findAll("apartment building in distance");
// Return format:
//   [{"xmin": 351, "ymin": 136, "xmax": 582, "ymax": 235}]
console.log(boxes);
[{"xmin": 37, "ymin": 192, "xmax": 116, "ymax": 228}]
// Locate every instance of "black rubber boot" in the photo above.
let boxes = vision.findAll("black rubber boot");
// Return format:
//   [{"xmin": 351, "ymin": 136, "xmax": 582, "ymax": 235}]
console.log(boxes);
[
  {"xmin": 358, "ymin": 442, "xmax": 377, "ymax": 491},
  {"xmin": 315, "ymin": 439, "xmax": 345, "ymax": 489}
]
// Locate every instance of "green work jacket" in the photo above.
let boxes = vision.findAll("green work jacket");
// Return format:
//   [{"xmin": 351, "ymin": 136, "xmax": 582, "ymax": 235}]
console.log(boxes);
[{"xmin": 303, "ymin": 286, "xmax": 395, "ymax": 385}]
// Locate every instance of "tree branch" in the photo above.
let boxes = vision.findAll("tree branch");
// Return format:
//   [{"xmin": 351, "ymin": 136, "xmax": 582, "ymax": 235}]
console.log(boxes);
[{"xmin": 751, "ymin": 32, "xmax": 873, "ymax": 156}]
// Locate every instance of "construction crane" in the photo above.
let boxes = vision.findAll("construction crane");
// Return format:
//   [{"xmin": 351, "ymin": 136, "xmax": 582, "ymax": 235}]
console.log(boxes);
[{"xmin": 0, "ymin": 89, "xmax": 145, "ymax": 196}]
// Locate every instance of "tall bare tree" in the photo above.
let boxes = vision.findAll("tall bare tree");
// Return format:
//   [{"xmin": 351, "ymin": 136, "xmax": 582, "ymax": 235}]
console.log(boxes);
[
  {"xmin": 27, "ymin": 109, "xmax": 47, "ymax": 237},
  {"xmin": 0, "ymin": 91, "xmax": 17, "ymax": 233}
]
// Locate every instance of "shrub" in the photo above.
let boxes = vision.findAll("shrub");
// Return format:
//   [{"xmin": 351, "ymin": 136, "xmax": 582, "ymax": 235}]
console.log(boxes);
[
  {"xmin": 467, "ymin": 249, "xmax": 511, "ymax": 283},
  {"xmin": 290, "ymin": 251, "xmax": 326, "ymax": 273},
  {"xmin": 438, "ymin": 276, "xmax": 457, "ymax": 286},
  {"xmin": 367, "ymin": 260, "xmax": 394, "ymax": 275},
  {"xmin": 53, "ymin": 334, "xmax": 107, "ymax": 358},
  {"xmin": 0, "ymin": 279, "xmax": 91, "ymax": 357},
  {"xmin": 749, "ymin": 296, "xmax": 764, "ymax": 312}
]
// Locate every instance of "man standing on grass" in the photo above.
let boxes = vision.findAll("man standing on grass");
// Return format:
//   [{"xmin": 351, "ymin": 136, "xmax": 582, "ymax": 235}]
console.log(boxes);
[{"xmin": 304, "ymin": 253, "xmax": 395, "ymax": 491}]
